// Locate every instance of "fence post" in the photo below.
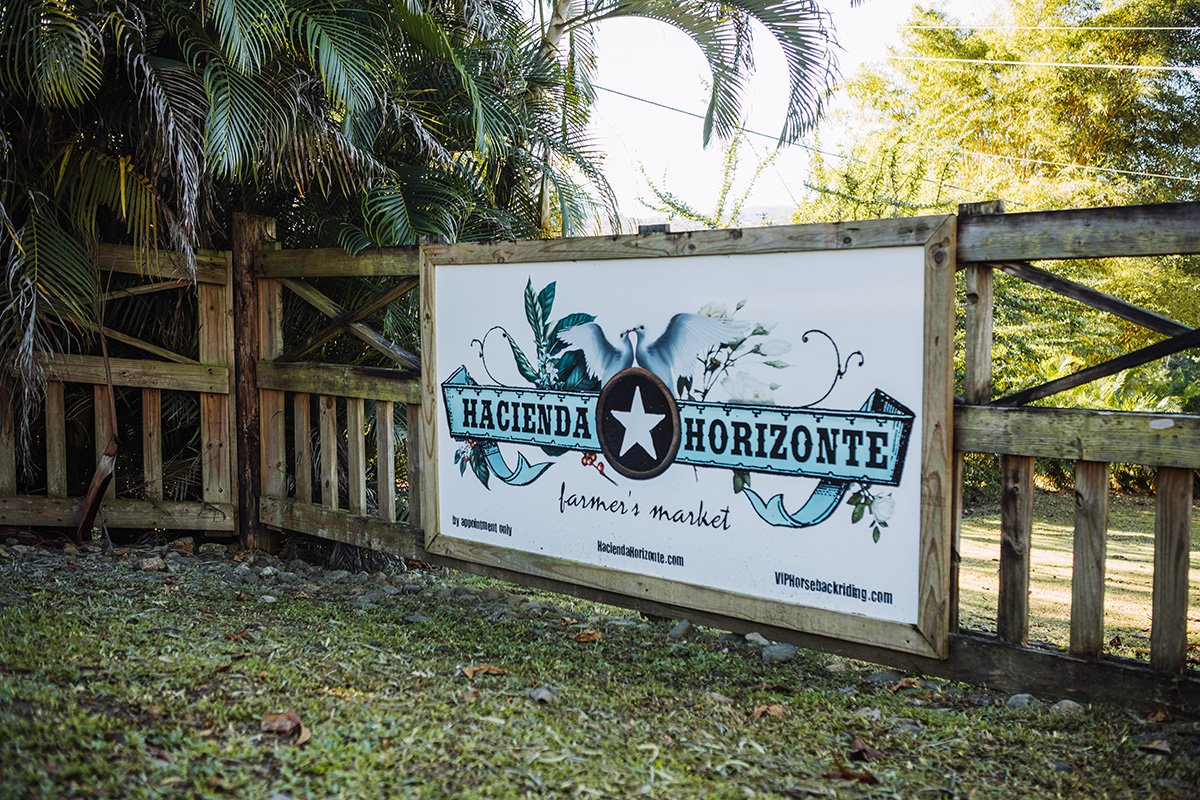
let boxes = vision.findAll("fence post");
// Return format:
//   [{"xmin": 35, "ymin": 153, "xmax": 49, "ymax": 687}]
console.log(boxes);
[
  {"xmin": 1151, "ymin": 466, "xmax": 1193, "ymax": 673},
  {"xmin": 0, "ymin": 384, "xmax": 15, "ymax": 495},
  {"xmin": 232, "ymin": 214, "xmax": 277, "ymax": 551},
  {"xmin": 954, "ymin": 200, "xmax": 1002, "ymax": 632}
]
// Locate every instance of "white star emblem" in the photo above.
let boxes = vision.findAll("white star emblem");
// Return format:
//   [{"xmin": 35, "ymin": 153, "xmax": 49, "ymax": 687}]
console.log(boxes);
[{"xmin": 610, "ymin": 386, "xmax": 665, "ymax": 459}]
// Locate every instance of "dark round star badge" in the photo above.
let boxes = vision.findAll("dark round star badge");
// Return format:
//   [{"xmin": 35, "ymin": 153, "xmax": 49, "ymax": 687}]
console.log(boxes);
[{"xmin": 596, "ymin": 367, "xmax": 681, "ymax": 480}]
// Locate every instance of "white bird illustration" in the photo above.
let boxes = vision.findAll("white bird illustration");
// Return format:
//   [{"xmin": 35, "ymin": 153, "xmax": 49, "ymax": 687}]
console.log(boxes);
[{"xmin": 558, "ymin": 314, "xmax": 749, "ymax": 388}]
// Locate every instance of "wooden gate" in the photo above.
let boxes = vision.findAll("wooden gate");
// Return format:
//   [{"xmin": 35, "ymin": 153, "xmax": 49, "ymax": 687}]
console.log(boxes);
[{"xmin": 2, "ymin": 203, "xmax": 1197, "ymax": 708}]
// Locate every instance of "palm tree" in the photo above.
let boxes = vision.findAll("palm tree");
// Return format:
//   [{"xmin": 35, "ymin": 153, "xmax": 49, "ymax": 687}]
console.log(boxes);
[{"xmin": 0, "ymin": 0, "xmax": 839, "ymax": 470}]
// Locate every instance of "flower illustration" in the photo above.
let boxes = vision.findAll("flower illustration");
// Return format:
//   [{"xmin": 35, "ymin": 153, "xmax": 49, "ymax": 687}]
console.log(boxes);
[
  {"xmin": 872, "ymin": 495, "xmax": 895, "ymax": 523},
  {"xmin": 722, "ymin": 372, "xmax": 776, "ymax": 404}
]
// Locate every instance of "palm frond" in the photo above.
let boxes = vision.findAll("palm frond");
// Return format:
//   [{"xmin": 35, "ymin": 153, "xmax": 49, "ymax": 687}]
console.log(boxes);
[
  {"xmin": 289, "ymin": 0, "xmax": 382, "ymax": 113},
  {"xmin": 0, "ymin": 0, "xmax": 105, "ymax": 108},
  {"xmin": 205, "ymin": 0, "xmax": 287, "ymax": 72}
]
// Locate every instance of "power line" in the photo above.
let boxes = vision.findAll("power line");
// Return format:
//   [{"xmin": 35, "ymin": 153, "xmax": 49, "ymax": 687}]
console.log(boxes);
[
  {"xmin": 892, "ymin": 55, "xmax": 1199, "ymax": 72},
  {"xmin": 592, "ymin": 83, "xmax": 998, "ymax": 204},
  {"xmin": 902, "ymin": 24, "xmax": 1200, "ymax": 32},
  {"xmin": 594, "ymin": 82, "xmax": 1199, "ymax": 192},
  {"xmin": 956, "ymin": 149, "xmax": 1200, "ymax": 184}
]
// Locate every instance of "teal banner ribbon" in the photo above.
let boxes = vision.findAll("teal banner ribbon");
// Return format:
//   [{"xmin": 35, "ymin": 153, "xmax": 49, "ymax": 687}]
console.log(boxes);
[{"xmin": 441, "ymin": 365, "xmax": 915, "ymax": 526}]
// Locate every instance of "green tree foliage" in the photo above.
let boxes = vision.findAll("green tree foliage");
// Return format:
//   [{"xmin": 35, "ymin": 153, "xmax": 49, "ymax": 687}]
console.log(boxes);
[
  {"xmin": 792, "ymin": 0, "xmax": 1200, "ymax": 420},
  {"xmin": 0, "ymin": 0, "xmax": 839, "ymax": 463}
]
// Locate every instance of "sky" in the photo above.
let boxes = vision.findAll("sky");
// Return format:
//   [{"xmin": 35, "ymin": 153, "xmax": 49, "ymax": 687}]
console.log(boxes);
[{"xmin": 588, "ymin": 1, "xmax": 982, "ymax": 229}]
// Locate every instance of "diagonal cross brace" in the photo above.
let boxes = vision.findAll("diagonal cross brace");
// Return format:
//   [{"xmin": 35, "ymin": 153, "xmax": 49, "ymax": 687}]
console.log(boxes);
[
  {"xmin": 275, "ymin": 278, "xmax": 420, "ymax": 368},
  {"xmin": 992, "ymin": 327, "xmax": 1200, "ymax": 407},
  {"xmin": 280, "ymin": 278, "xmax": 419, "ymax": 368},
  {"xmin": 991, "ymin": 260, "xmax": 1191, "ymax": 337}
]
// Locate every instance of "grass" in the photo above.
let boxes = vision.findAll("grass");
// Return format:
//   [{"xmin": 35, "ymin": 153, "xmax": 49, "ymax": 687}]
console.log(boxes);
[
  {"xmin": 1, "ymin": 527, "xmax": 1198, "ymax": 799},
  {"xmin": 958, "ymin": 489, "xmax": 1200, "ymax": 662}
]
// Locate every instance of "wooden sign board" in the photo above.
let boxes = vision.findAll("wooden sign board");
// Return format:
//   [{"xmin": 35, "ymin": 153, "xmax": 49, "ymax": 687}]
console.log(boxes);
[{"xmin": 420, "ymin": 218, "xmax": 955, "ymax": 658}]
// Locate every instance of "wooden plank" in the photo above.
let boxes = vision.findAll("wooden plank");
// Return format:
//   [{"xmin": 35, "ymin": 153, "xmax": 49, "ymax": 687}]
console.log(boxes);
[
  {"xmin": 959, "ymin": 202, "xmax": 1200, "ymax": 261},
  {"xmin": 1151, "ymin": 467, "xmax": 1193, "ymax": 674},
  {"xmin": 293, "ymin": 394, "xmax": 313, "ymax": 504},
  {"xmin": 259, "ymin": 497, "xmax": 420, "ymax": 554},
  {"xmin": 45, "ymin": 382, "xmax": 67, "ymax": 498},
  {"xmin": 26, "ymin": 355, "xmax": 229, "ymax": 393},
  {"xmin": 279, "ymin": 278, "xmax": 421, "ymax": 366},
  {"xmin": 426, "ymin": 216, "xmax": 950, "ymax": 266},
  {"xmin": 256, "ymin": 361, "xmax": 420, "ymax": 403},
  {"xmin": 80, "ymin": 323, "xmax": 197, "ymax": 365},
  {"xmin": 275, "ymin": 278, "xmax": 419, "ymax": 365},
  {"xmin": 418, "ymin": 249, "xmax": 438, "ymax": 542},
  {"xmin": 994, "ymin": 261, "xmax": 1191, "ymax": 338},
  {"xmin": 0, "ymin": 496, "xmax": 235, "ymax": 531},
  {"xmin": 993, "ymin": 327, "xmax": 1200, "ymax": 407},
  {"xmin": 96, "ymin": 243, "xmax": 228, "ymax": 284},
  {"xmin": 259, "ymin": 277, "xmax": 287, "ymax": 503},
  {"xmin": 93, "ymin": 385, "xmax": 116, "ymax": 501},
  {"xmin": 997, "ymin": 455, "xmax": 1034, "ymax": 645},
  {"xmin": 1, "ymin": 381, "xmax": 16, "ymax": 495},
  {"xmin": 376, "ymin": 400, "xmax": 396, "ymax": 522},
  {"xmin": 963, "ymin": 264, "xmax": 993, "ymax": 403},
  {"xmin": 346, "ymin": 398, "xmax": 366, "ymax": 515},
  {"xmin": 949, "ymin": 454, "xmax": 964, "ymax": 634},
  {"xmin": 319, "ymin": 395, "xmax": 339, "ymax": 510},
  {"xmin": 405, "ymin": 403, "xmax": 421, "ymax": 526},
  {"xmin": 917, "ymin": 215, "xmax": 956, "ymax": 657},
  {"xmin": 955, "ymin": 405, "xmax": 1200, "ymax": 468},
  {"xmin": 100, "ymin": 279, "xmax": 190, "ymax": 302},
  {"xmin": 141, "ymin": 389, "xmax": 162, "ymax": 501},
  {"xmin": 232, "ymin": 214, "xmax": 276, "ymax": 550},
  {"xmin": 256, "ymin": 247, "xmax": 420, "ymax": 278},
  {"xmin": 1070, "ymin": 461, "xmax": 1109, "ymax": 658},
  {"xmin": 199, "ymin": 281, "xmax": 233, "ymax": 507}
]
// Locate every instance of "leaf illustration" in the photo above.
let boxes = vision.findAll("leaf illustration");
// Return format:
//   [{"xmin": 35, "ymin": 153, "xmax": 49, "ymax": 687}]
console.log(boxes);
[
  {"xmin": 507, "ymin": 336, "xmax": 539, "ymax": 384},
  {"xmin": 524, "ymin": 279, "xmax": 541, "ymax": 334},
  {"xmin": 471, "ymin": 449, "xmax": 491, "ymax": 489},
  {"xmin": 537, "ymin": 282, "xmax": 556, "ymax": 328},
  {"xmin": 763, "ymin": 360, "xmax": 790, "ymax": 369},
  {"xmin": 852, "ymin": 504, "xmax": 865, "ymax": 524}
]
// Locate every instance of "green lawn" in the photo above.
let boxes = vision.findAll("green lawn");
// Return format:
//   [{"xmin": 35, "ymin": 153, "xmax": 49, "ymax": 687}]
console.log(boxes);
[{"xmin": 1, "ymin": 532, "xmax": 1198, "ymax": 799}]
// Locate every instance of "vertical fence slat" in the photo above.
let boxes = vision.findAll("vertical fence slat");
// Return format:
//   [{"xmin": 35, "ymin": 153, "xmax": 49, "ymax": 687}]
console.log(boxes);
[
  {"xmin": 1070, "ymin": 460, "xmax": 1109, "ymax": 657},
  {"xmin": 259, "ymin": 278, "xmax": 287, "ymax": 502},
  {"xmin": 94, "ymin": 385, "xmax": 116, "ymax": 501},
  {"xmin": 997, "ymin": 454, "xmax": 1034, "ymax": 644},
  {"xmin": 293, "ymin": 393, "xmax": 312, "ymax": 504},
  {"xmin": 346, "ymin": 397, "xmax": 366, "ymax": 515},
  {"xmin": 406, "ymin": 403, "xmax": 421, "ymax": 527},
  {"xmin": 1, "ymin": 381, "xmax": 16, "ymax": 495},
  {"xmin": 45, "ymin": 381, "xmax": 67, "ymax": 498},
  {"xmin": 376, "ymin": 400, "xmax": 396, "ymax": 522},
  {"xmin": 142, "ymin": 388, "xmax": 162, "ymax": 501},
  {"xmin": 199, "ymin": 281, "xmax": 232, "ymax": 507},
  {"xmin": 319, "ymin": 394, "xmax": 338, "ymax": 510},
  {"xmin": 1151, "ymin": 466, "xmax": 1193, "ymax": 673}
]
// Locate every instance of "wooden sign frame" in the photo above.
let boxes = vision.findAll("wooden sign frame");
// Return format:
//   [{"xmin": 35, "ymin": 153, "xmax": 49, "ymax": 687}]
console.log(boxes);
[{"xmin": 419, "ymin": 216, "xmax": 956, "ymax": 659}]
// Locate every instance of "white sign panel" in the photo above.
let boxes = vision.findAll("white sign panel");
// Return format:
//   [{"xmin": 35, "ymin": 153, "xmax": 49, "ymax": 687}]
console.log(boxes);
[{"xmin": 431, "ymin": 247, "xmax": 928, "ymax": 624}]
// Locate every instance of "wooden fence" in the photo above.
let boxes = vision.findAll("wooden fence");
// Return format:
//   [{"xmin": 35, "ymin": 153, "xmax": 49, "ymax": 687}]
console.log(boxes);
[
  {"xmin": 1, "ymin": 203, "xmax": 1197, "ymax": 708},
  {"xmin": 0, "ymin": 245, "xmax": 237, "ymax": 533}
]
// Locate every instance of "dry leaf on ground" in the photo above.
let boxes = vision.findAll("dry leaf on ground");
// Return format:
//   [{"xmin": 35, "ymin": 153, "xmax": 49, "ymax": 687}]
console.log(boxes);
[
  {"xmin": 751, "ymin": 704, "xmax": 788, "ymax": 720},
  {"xmin": 1138, "ymin": 739, "xmax": 1171, "ymax": 755},
  {"xmin": 559, "ymin": 616, "xmax": 580, "ymax": 626},
  {"xmin": 1146, "ymin": 709, "xmax": 1172, "ymax": 723},
  {"xmin": 261, "ymin": 708, "xmax": 310, "ymax": 745},
  {"xmin": 891, "ymin": 677, "xmax": 920, "ymax": 691},
  {"xmin": 570, "ymin": 629, "xmax": 603, "ymax": 643},
  {"xmin": 462, "ymin": 664, "xmax": 508, "ymax": 680},
  {"xmin": 823, "ymin": 754, "xmax": 879, "ymax": 785},
  {"xmin": 849, "ymin": 737, "xmax": 886, "ymax": 762}
]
